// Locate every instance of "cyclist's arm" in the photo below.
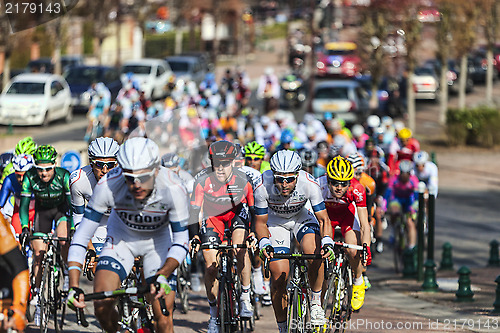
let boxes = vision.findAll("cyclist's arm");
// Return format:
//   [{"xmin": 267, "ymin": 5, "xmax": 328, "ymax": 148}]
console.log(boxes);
[
  {"xmin": 253, "ymin": 182, "xmax": 270, "ymax": 243},
  {"xmin": 64, "ymin": 171, "xmax": 74, "ymax": 229},
  {"xmin": 0, "ymin": 175, "xmax": 14, "ymax": 208},
  {"xmin": 19, "ymin": 174, "xmax": 32, "ymax": 230},
  {"xmin": 428, "ymin": 163, "xmax": 438, "ymax": 197},
  {"xmin": 308, "ymin": 173, "xmax": 332, "ymax": 239},
  {"xmin": 356, "ymin": 206, "xmax": 371, "ymax": 248},
  {"xmin": 69, "ymin": 170, "xmax": 86, "ymax": 229}
]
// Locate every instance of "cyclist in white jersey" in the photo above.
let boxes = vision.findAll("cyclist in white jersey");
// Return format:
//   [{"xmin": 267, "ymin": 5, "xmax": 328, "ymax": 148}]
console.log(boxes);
[
  {"xmin": 413, "ymin": 151, "xmax": 438, "ymax": 197},
  {"xmin": 255, "ymin": 150, "xmax": 334, "ymax": 332},
  {"xmin": 67, "ymin": 137, "xmax": 189, "ymax": 333},
  {"xmin": 67, "ymin": 137, "xmax": 119, "ymax": 294}
]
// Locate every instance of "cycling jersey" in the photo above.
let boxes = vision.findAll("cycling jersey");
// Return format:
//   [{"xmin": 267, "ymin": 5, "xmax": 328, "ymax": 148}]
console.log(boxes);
[
  {"xmin": 0, "ymin": 173, "xmax": 35, "ymax": 234},
  {"xmin": 81, "ymin": 166, "xmax": 189, "ymax": 280},
  {"xmin": 318, "ymin": 176, "xmax": 365, "ymax": 236},
  {"xmin": 0, "ymin": 162, "xmax": 14, "ymax": 184},
  {"xmin": 0, "ymin": 214, "xmax": 29, "ymax": 323},
  {"xmin": 240, "ymin": 166, "xmax": 261, "ymax": 189},
  {"xmin": 191, "ymin": 167, "xmax": 254, "ymax": 243},
  {"xmin": 260, "ymin": 160, "xmax": 271, "ymax": 173},
  {"xmin": 20, "ymin": 167, "xmax": 72, "ymax": 230},
  {"xmin": 68, "ymin": 165, "xmax": 110, "ymax": 262},
  {"xmin": 177, "ymin": 169, "xmax": 195, "ymax": 194},
  {"xmin": 358, "ymin": 172, "xmax": 376, "ymax": 197},
  {"xmin": 415, "ymin": 161, "xmax": 438, "ymax": 197},
  {"xmin": 254, "ymin": 170, "xmax": 325, "ymax": 219},
  {"xmin": 385, "ymin": 174, "xmax": 419, "ymax": 214}
]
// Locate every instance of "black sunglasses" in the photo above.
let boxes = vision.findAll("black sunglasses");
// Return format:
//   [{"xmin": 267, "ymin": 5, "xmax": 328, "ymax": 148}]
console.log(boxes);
[
  {"xmin": 93, "ymin": 160, "xmax": 117, "ymax": 169},
  {"xmin": 245, "ymin": 156, "xmax": 262, "ymax": 162},
  {"xmin": 274, "ymin": 175, "xmax": 298, "ymax": 184},
  {"xmin": 213, "ymin": 160, "xmax": 232, "ymax": 168},
  {"xmin": 122, "ymin": 170, "xmax": 155, "ymax": 184},
  {"xmin": 328, "ymin": 179, "xmax": 350, "ymax": 187}
]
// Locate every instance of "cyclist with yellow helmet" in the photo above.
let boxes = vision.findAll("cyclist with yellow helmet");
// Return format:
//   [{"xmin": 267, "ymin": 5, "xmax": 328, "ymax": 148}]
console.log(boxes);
[
  {"xmin": 244, "ymin": 141, "xmax": 270, "ymax": 173},
  {"xmin": 388, "ymin": 127, "xmax": 420, "ymax": 175},
  {"xmin": 318, "ymin": 156, "xmax": 372, "ymax": 311},
  {"xmin": 18, "ymin": 145, "xmax": 73, "ymax": 326}
]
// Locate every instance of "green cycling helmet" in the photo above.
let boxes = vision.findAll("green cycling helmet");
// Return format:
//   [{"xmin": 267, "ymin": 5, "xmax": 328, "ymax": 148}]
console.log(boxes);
[
  {"xmin": 33, "ymin": 145, "xmax": 58, "ymax": 164},
  {"xmin": 15, "ymin": 136, "xmax": 37, "ymax": 156},
  {"xmin": 244, "ymin": 141, "xmax": 266, "ymax": 157}
]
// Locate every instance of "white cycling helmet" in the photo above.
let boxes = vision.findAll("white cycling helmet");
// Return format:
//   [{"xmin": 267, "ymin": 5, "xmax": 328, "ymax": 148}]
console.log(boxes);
[
  {"xmin": 399, "ymin": 160, "xmax": 414, "ymax": 173},
  {"xmin": 117, "ymin": 137, "xmax": 160, "ymax": 171},
  {"xmin": 347, "ymin": 153, "xmax": 364, "ymax": 170},
  {"xmin": 367, "ymin": 115, "xmax": 380, "ymax": 128},
  {"xmin": 413, "ymin": 151, "xmax": 429, "ymax": 165},
  {"xmin": 351, "ymin": 124, "xmax": 365, "ymax": 138},
  {"xmin": 12, "ymin": 154, "xmax": 33, "ymax": 172},
  {"xmin": 270, "ymin": 150, "xmax": 302, "ymax": 173},
  {"xmin": 88, "ymin": 137, "xmax": 120, "ymax": 159}
]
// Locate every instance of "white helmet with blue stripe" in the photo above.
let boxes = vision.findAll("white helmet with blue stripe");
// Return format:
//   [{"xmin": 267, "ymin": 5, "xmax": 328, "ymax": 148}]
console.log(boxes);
[
  {"xmin": 270, "ymin": 150, "xmax": 302, "ymax": 174},
  {"xmin": 117, "ymin": 137, "xmax": 160, "ymax": 171},
  {"xmin": 12, "ymin": 153, "xmax": 34, "ymax": 172},
  {"xmin": 88, "ymin": 137, "xmax": 120, "ymax": 159}
]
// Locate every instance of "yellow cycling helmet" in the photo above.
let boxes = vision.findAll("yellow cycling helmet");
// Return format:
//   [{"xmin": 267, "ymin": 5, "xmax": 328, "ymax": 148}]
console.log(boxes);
[
  {"xmin": 326, "ymin": 156, "xmax": 354, "ymax": 181},
  {"xmin": 398, "ymin": 127, "xmax": 412, "ymax": 140}
]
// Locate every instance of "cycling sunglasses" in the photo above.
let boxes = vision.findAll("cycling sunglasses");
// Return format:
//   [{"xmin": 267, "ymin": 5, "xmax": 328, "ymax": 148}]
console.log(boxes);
[
  {"xmin": 212, "ymin": 160, "xmax": 232, "ymax": 168},
  {"xmin": 274, "ymin": 174, "xmax": 298, "ymax": 184},
  {"xmin": 92, "ymin": 160, "xmax": 117, "ymax": 169},
  {"xmin": 328, "ymin": 179, "xmax": 350, "ymax": 188},
  {"xmin": 122, "ymin": 169, "xmax": 156, "ymax": 184},
  {"xmin": 35, "ymin": 165, "xmax": 55, "ymax": 172},
  {"xmin": 245, "ymin": 156, "xmax": 263, "ymax": 162}
]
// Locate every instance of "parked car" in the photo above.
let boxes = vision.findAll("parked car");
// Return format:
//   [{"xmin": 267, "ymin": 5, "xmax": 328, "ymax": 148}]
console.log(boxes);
[
  {"xmin": 120, "ymin": 59, "xmax": 173, "ymax": 100},
  {"xmin": 424, "ymin": 59, "xmax": 474, "ymax": 94},
  {"xmin": 0, "ymin": 73, "xmax": 72, "ymax": 126},
  {"xmin": 412, "ymin": 66, "xmax": 440, "ymax": 101},
  {"xmin": 26, "ymin": 55, "xmax": 84, "ymax": 73},
  {"xmin": 467, "ymin": 50, "xmax": 498, "ymax": 84},
  {"xmin": 310, "ymin": 80, "xmax": 370, "ymax": 124},
  {"xmin": 63, "ymin": 65, "xmax": 122, "ymax": 111},
  {"xmin": 165, "ymin": 55, "xmax": 207, "ymax": 86},
  {"xmin": 315, "ymin": 42, "xmax": 362, "ymax": 78}
]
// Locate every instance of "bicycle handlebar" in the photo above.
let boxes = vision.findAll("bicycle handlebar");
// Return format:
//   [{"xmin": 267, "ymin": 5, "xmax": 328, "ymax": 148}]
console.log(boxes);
[
  {"xmin": 199, "ymin": 243, "xmax": 248, "ymax": 250},
  {"xmin": 29, "ymin": 235, "xmax": 69, "ymax": 242},
  {"xmin": 75, "ymin": 283, "xmax": 170, "ymax": 327}
]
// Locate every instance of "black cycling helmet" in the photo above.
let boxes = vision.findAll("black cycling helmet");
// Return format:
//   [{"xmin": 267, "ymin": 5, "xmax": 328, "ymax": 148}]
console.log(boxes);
[
  {"xmin": 161, "ymin": 153, "xmax": 180, "ymax": 168},
  {"xmin": 299, "ymin": 149, "xmax": 318, "ymax": 168},
  {"xmin": 209, "ymin": 140, "xmax": 237, "ymax": 161}
]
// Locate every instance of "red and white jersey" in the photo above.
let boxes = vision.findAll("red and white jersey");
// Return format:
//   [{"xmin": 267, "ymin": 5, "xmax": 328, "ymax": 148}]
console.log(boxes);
[{"xmin": 318, "ymin": 176, "xmax": 366, "ymax": 219}]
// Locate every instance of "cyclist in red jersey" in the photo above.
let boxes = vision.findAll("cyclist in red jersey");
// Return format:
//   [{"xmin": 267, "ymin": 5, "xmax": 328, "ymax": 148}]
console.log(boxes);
[
  {"xmin": 318, "ymin": 156, "xmax": 372, "ymax": 311},
  {"xmin": 189, "ymin": 140, "xmax": 255, "ymax": 333}
]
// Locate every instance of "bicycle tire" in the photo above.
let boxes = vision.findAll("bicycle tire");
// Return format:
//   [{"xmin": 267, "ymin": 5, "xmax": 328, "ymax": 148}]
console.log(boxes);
[
  {"xmin": 219, "ymin": 281, "xmax": 229, "ymax": 333},
  {"xmin": 392, "ymin": 216, "xmax": 405, "ymax": 274},
  {"xmin": 177, "ymin": 261, "xmax": 190, "ymax": 314},
  {"xmin": 288, "ymin": 287, "xmax": 305, "ymax": 333},
  {"xmin": 333, "ymin": 265, "xmax": 352, "ymax": 333},
  {"xmin": 53, "ymin": 264, "xmax": 64, "ymax": 333},
  {"xmin": 39, "ymin": 263, "xmax": 50, "ymax": 333}
]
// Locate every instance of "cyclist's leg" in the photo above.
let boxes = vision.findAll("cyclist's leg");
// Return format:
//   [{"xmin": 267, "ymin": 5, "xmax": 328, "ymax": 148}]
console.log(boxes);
[
  {"xmin": 93, "ymin": 234, "xmax": 135, "ymax": 333},
  {"xmin": 231, "ymin": 209, "xmax": 251, "ymax": 290},
  {"xmin": 54, "ymin": 207, "xmax": 70, "ymax": 262},
  {"xmin": 268, "ymin": 222, "xmax": 291, "ymax": 323},
  {"xmin": 406, "ymin": 199, "xmax": 418, "ymax": 249},
  {"xmin": 31, "ymin": 208, "xmax": 55, "ymax": 289}
]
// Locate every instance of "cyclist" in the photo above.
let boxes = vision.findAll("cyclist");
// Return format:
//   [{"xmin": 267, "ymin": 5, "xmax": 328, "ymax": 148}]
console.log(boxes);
[
  {"xmin": 84, "ymin": 85, "xmax": 112, "ymax": 142},
  {"xmin": 1, "ymin": 137, "xmax": 37, "ymax": 184},
  {"xmin": 413, "ymin": 151, "xmax": 438, "ymax": 197},
  {"xmin": 67, "ymin": 137, "xmax": 120, "ymax": 293},
  {"xmin": 0, "ymin": 214, "xmax": 29, "ymax": 333},
  {"xmin": 255, "ymin": 150, "xmax": 333, "ymax": 332},
  {"xmin": 244, "ymin": 141, "xmax": 270, "ymax": 173},
  {"xmin": 385, "ymin": 160, "xmax": 419, "ymax": 250},
  {"xmin": 300, "ymin": 148, "xmax": 326, "ymax": 179},
  {"xmin": 68, "ymin": 137, "xmax": 189, "ymax": 333},
  {"xmin": 189, "ymin": 140, "xmax": 255, "ymax": 333},
  {"xmin": 388, "ymin": 127, "xmax": 420, "ymax": 175},
  {"xmin": 0, "ymin": 154, "xmax": 35, "ymax": 238},
  {"xmin": 161, "ymin": 153, "xmax": 195, "ymax": 194},
  {"xmin": 318, "ymin": 156, "xmax": 372, "ymax": 311},
  {"xmin": 18, "ymin": 145, "xmax": 73, "ymax": 326}
]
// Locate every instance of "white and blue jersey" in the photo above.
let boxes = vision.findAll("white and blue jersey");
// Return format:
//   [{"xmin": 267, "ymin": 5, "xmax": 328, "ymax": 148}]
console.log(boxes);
[
  {"xmin": 76, "ymin": 166, "xmax": 189, "ymax": 281},
  {"xmin": 254, "ymin": 169, "xmax": 326, "ymax": 255}
]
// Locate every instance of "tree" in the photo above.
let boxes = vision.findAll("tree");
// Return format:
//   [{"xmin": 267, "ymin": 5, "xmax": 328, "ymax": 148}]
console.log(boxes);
[
  {"xmin": 435, "ymin": 0, "xmax": 454, "ymax": 125},
  {"xmin": 450, "ymin": 0, "xmax": 479, "ymax": 109},
  {"xmin": 477, "ymin": 0, "xmax": 499, "ymax": 104},
  {"xmin": 0, "ymin": 11, "xmax": 13, "ymax": 89}
]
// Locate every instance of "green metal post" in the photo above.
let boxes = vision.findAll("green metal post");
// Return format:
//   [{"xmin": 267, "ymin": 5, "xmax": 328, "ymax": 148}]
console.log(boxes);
[
  {"xmin": 422, "ymin": 259, "xmax": 438, "ymax": 291},
  {"xmin": 427, "ymin": 193, "xmax": 435, "ymax": 261},
  {"xmin": 440, "ymin": 242, "xmax": 454, "ymax": 270},
  {"xmin": 488, "ymin": 240, "xmax": 500, "ymax": 267},
  {"xmin": 493, "ymin": 275, "xmax": 500, "ymax": 313},
  {"xmin": 456, "ymin": 266, "xmax": 474, "ymax": 302},
  {"xmin": 417, "ymin": 184, "xmax": 425, "ymax": 282}
]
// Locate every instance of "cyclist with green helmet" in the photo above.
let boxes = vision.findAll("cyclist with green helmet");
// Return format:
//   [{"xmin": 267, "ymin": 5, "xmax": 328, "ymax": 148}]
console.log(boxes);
[
  {"xmin": 0, "ymin": 137, "xmax": 37, "ymax": 184},
  {"xmin": 244, "ymin": 141, "xmax": 270, "ymax": 173},
  {"xmin": 18, "ymin": 145, "xmax": 73, "ymax": 327}
]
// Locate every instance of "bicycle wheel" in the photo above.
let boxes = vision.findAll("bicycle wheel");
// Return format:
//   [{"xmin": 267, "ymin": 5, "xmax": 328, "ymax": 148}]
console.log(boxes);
[
  {"xmin": 392, "ymin": 216, "xmax": 405, "ymax": 274},
  {"xmin": 219, "ymin": 282, "xmax": 232, "ymax": 333},
  {"xmin": 39, "ymin": 264, "xmax": 50, "ymax": 333},
  {"xmin": 288, "ymin": 288, "xmax": 305, "ymax": 333},
  {"xmin": 177, "ymin": 261, "xmax": 190, "ymax": 314},
  {"xmin": 53, "ymin": 265, "xmax": 65, "ymax": 333},
  {"xmin": 333, "ymin": 265, "xmax": 352, "ymax": 333}
]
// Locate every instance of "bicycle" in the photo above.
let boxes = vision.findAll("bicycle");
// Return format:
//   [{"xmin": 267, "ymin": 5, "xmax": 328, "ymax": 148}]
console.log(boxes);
[
  {"xmin": 321, "ymin": 242, "xmax": 364, "ymax": 333},
  {"xmin": 392, "ymin": 211, "xmax": 411, "ymax": 274},
  {"xmin": 176, "ymin": 254, "xmax": 191, "ymax": 314},
  {"xmin": 76, "ymin": 257, "xmax": 168, "ymax": 333},
  {"xmin": 192, "ymin": 240, "xmax": 249, "ymax": 333},
  {"xmin": 263, "ymin": 253, "xmax": 328, "ymax": 333},
  {"xmin": 29, "ymin": 234, "xmax": 68, "ymax": 333}
]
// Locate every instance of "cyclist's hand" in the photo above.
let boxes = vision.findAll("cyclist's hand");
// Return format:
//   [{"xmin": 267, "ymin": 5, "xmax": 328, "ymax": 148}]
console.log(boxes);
[
  {"xmin": 364, "ymin": 244, "xmax": 372, "ymax": 266},
  {"xmin": 246, "ymin": 232, "xmax": 257, "ymax": 250},
  {"xmin": 259, "ymin": 245, "xmax": 274, "ymax": 260},
  {"xmin": 20, "ymin": 227, "xmax": 30, "ymax": 249},
  {"xmin": 2, "ymin": 306, "xmax": 27, "ymax": 333},
  {"xmin": 321, "ymin": 244, "xmax": 335, "ymax": 262},
  {"xmin": 67, "ymin": 287, "xmax": 86, "ymax": 310},
  {"xmin": 152, "ymin": 274, "xmax": 172, "ymax": 300},
  {"xmin": 189, "ymin": 236, "xmax": 201, "ymax": 257}
]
